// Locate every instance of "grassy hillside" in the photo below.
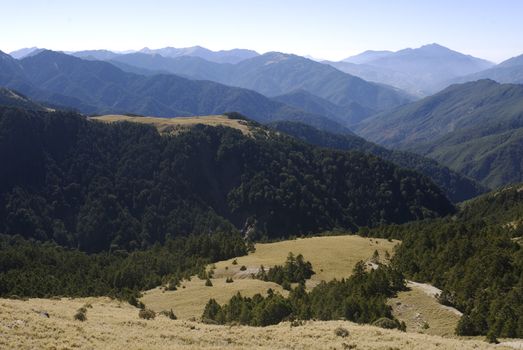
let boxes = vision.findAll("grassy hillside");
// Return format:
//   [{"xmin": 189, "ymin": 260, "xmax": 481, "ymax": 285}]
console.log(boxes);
[
  {"xmin": 141, "ymin": 235, "xmax": 398, "ymax": 319},
  {"xmin": 91, "ymin": 114, "xmax": 253, "ymax": 136},
  {"xmin": 389, "ymin": 281, "xmax": 462, "ymax": 337},
  {"xmin": 0, "ymin": 297, "xmax": 508, "ymax": 350},
  {"xmin": 210, "ymin": 235, "xmax": 397, "ymax": 283}
]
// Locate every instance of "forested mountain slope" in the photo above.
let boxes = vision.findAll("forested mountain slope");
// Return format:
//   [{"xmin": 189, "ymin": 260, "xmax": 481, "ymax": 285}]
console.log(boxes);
[
  {"xmin": 270, "ymin": 121, "xmax": 487, "ymax": 202},
  {"xmin": 0, "ymin": 106, "xmax": 454, "ymax": 254},
  {"xmin": 366, "ymin": 185, "xmax": 523, "ymax": 338},
  {"xmin": 355, "ymin": 80, "xmax": 523, "ymax": 188}
]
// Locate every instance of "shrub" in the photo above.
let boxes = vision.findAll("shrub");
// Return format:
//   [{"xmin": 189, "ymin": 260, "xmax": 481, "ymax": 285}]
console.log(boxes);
[
  {"xmin": 205, "ymin": 278, "xmax": 213, "ymax": 287},
  {"xmin": 160, "ymin": 309, "xmax": 177, "ymax": 320},
  {"xmin": 334, "ymin": 327, "xmax": 349, "ymax": 337},
  {"xmin": 139, "ymin": 308, "xmax": 156, "ymax": 320},
  {"xmin": 74, "ymin": 309, "xmax": 87, "ymax": 321},
  {"xmin": 226, "ymin": 277, "xmax": 234, "ymax": 283},
  {"xmin": 290, "ymin": 319, "xmax": 304, "ymax": 327},
  {"xmin": 166, "ymin": 277, "xmax": 179, "ymax": 291},
  {"xmin": 486, "ymin": 331, "xmax": 499, "ymax": 344},
  {"xmin": 128, "ymin": 295, "xmax": 145, "ymax": 309},
  {"xmin": 232, "ymin": 259, "xmax": 238, "ymax": 265},
  {"xmin": 240, "ymin": 265, "xmax": 247, "ymax": 271}
]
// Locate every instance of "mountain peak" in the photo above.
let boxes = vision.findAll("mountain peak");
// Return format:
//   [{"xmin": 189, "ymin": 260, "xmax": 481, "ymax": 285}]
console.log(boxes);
[
  {"xmin": 421, "ymin": 43, "xmax": 447, "ymax": 49},
  {"xmin": 9, "ymin": 47, "xmax": 44, "ymax": 59}
]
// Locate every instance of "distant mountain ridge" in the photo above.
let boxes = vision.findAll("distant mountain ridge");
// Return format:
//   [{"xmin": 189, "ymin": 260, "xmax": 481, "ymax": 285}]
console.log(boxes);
[
  {"xmin": 107, "ymin": 51, "xmax": 414, "ymax": 126},
  {"xmin": 10, "ymin": 45, "xmax": 260, "ymax": 64},
  {"xmin": 8, "ymin": 47, "xmax": 44, "ymax": 59},
  {"xmin": 328, "ymin": 44, "xmax": 494, "ymax": 96},
  {"xmin": 138, "ymin": 46, "xmax": 259, "ymax": 64},
  {"xmin": 354, "ymin": 80, "xmax": 523, "ymax": 188},
  {"xmin": 0, "ymin": 50, "xmax": 352, "ymax": 134},
  {"xmin": 452, "ymin": 53, "xmax": 523, "ymax": 85}
]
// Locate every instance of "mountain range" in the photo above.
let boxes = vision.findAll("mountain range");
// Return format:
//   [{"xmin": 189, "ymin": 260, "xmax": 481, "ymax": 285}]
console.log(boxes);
[
  {"xmin": 10, "ymin": 46, "xmax": 260, "ymax": 64},
  {"xmin": 0, "ymin": 50, "xmax": 352, "ymax": 134},
  {"xmin": 4, "ymin": 44, "xmax": 523, "ymax": 190},
  {"xmin": 105, "ymin": 51, "xmax": 414, "ymax": 124},
  {"xmin": 137, "ymin": 46, "xmax": 259, "ymax": 64},
  {"xmin": 326, "ymin": 44, "xmax": 494, "ymax": 96},
  {"xmin": 10, "ymin": 44, "xmax": 523, "ymax": 101},
  {"xmin": 354, "ymin": 80, "xmax": 523, "ymax": 188}
]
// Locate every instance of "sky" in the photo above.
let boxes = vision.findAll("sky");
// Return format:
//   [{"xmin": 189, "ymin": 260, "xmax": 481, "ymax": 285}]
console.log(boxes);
[{"xmin": 1, "ymin": 0, "xmax": 522, "ymax": 63}]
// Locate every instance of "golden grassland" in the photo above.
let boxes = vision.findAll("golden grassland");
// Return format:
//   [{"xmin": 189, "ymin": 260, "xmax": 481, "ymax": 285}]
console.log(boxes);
[
  {"xmin": 389, "ymin": 282, "xmax": 462, "ymax": 337},
  {"xmin": 211, "ymin": 235, "xmax": 399, "ymax": 283},
  {"xmin": 90, "ymin": 114, "xmax": 252, "ymax": 135},
  {"xmin": 141, "ymin": 235, "xmax": 398, "ymax": 320},
  {"xmin": 142, "ymin": 278, "xmax": 288, "ymax": 320},
  {"xmin": 0, "ymin": 297, "xmax": 510, "ymax": 350}
]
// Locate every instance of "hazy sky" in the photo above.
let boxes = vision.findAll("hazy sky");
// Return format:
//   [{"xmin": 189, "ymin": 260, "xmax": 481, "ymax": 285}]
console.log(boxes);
[{"xmin": 1, "ymin": 0, "xmax": 522, "ymax": 62}]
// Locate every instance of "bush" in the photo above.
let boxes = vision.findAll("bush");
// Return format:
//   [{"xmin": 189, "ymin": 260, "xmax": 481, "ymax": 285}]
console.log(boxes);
[
  {"xmin": 160, "ymin": 309, "xmax": 177, "ymax": 320},
  {"xmin": 226, "ymin": 277, "xmax": 234, "ymax": 283},
  {"xmin": 334, "ymin": 327, "xmax": 349, "ymax": 337},
  {"xmin": 232, "ymin": 259, "xmax": 238, "ymax": 265},
  {"xmin": 486, "ymin": 331, "xmax": 499, "ymax": 344},
  {"xmin": 74, "ymin": 309, "xmax": 87, "ymax": 321},
  {"xmin": 139, "ymin": 308, "xmax": 156, "ymax": 320},
  {"xmin": 166, "ymin": 277, "xmax": 179, "ymax": 291},
  {"xmin": 240, "ymin": 265, "xmax": 247, "ymax": 271},
  {"xmin": 128, "ymin": 295, "xmax": 145, "ymax": 309},
  {"xmin": 205, "ymin": 278, "xmax": 213, "ymax": 287}
]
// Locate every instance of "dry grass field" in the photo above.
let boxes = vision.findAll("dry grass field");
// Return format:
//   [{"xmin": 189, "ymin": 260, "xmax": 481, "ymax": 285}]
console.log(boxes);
[
  {"xmin": 389, "ymin": 282, "xmax": 462, "ymax": 337},
  {"xmin": 141, "ymin": 235, "xmax": 398, "ymax": 319},
  {"xmin": 142, "ymin": 278, "xmax": 288, "ymax": 320},
  {"xmin": 211, "ymin": 235, "xmax": 399, "ymax": 283},
  {"xmin": 90, "ymin": 114, "xmax": 252, "ymax": 135},
  {"xmin": 0, "ymin": 297, "xmax": 510, "ymax": 350}
]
